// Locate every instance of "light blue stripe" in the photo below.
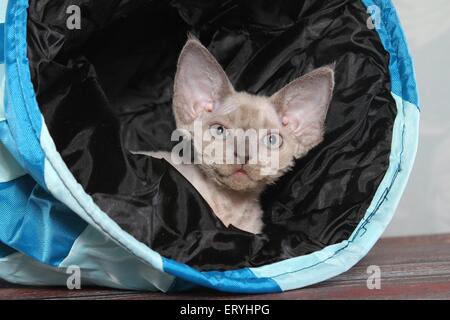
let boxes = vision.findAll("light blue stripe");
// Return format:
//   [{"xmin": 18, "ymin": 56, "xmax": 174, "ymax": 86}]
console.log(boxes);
[
  {"xmin": 0, "ymin": 64, "xmax": 5, "ymax": 120},
  {"xmin": 363, "ymin": 0, "xmax": 419, "ymax": 107},
  {"xmin": 0, "ymin": 120, "xmax": 30, "ymax": 175},
  {"xmin": 0, "ymin": 252, "xmax": 96, "ymax": 286},
  {"xmin": 0, "ymin": 23, "xmax": 4, "ymax": 63},
  {"xmin": 0, "ymin": 0, "xmax": 7, "ymax": 23},
  {"xmin": 0, "ymin": 141, "xmax": 25, "ymax": 182},
  {"xmin": 0, "ymin": 63, "xmax": 23, "ymax": 182},
  {"xmin": 60, "ymin": 226, "xmax": 175, "ymax": 291},
  {"xmin": 251, "ymin": 94, "xmax": 419, "ymax": 290},
  {"xmin": 0, "ymin": 110, "xmax": 27, "ymax": 182}
]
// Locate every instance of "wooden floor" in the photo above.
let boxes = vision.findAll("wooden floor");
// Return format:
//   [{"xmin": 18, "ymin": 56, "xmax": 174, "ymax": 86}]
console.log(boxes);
[{"xmin": 1, "ymin": 234, "xmax": 450, "ymax": 300}]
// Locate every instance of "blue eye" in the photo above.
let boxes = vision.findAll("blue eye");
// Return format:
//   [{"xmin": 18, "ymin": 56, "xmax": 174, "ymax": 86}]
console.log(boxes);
[
  {"xmin": 209, "ymin": 124, "xmax": 228, "ymax": 139},
  {"xmin": 263, "ymin": 133, "xmax": 283, "ymax": 149}
]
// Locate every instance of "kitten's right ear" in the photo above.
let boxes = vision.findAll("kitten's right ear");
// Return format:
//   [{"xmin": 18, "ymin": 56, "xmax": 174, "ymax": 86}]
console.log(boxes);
[{"xmin": 173, "ymin": 38, "xmax": 234, "ymax": 127}]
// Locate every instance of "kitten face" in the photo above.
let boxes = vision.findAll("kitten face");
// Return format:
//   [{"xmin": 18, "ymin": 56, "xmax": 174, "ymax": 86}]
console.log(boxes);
[
  {"xmin": 194, "ymin": 93, "xmax": 300, "ymax": 192},
  {"xmin": 172, "ymin": 38, "xmax": 335, "ymax": 193}
]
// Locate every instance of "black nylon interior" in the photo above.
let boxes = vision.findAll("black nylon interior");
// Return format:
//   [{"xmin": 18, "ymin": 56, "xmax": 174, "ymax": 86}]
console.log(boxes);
[{"xmin": 27, "ymin": 0, "xmax": 396, "ymax": 270}]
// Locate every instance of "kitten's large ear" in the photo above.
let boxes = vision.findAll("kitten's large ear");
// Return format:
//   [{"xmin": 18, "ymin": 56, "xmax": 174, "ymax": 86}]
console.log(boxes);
[
  {"xmin": 173, "ymin": 38, "xmax": 234, "ymax": 126},
  {"xmin": 271, "ymin": 65, "xmax": 335, "ymax": 156}
]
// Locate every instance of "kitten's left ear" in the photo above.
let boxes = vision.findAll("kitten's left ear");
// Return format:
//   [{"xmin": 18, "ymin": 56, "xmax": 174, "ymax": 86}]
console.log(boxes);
[{"xmin": 271, "ymin": 65, "xmax": 335, "ymax": 156}]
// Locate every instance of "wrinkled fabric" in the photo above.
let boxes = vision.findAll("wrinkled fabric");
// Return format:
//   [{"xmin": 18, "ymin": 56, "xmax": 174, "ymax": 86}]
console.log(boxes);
[{"xmin": 27, "ymin": 0, "xmax": 396, "ymax": 270}]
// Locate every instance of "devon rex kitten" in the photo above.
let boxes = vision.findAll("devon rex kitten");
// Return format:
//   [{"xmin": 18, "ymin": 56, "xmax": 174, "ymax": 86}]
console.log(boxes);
[{"xmin": 134, "ymin": 38, "xmax": 334, "ymax": 234}]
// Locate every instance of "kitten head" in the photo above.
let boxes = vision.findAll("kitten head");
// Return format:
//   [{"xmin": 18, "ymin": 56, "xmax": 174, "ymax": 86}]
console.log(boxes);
[{"xmin": 172, "ymin": 38, "xmax": 334, "ymax": 193}]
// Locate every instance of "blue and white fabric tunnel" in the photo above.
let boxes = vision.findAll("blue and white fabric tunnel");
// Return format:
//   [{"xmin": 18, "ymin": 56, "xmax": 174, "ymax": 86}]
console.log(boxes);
[{"xmin": 0, "ymin": 0, "xmax": 419, "ymax": 293}]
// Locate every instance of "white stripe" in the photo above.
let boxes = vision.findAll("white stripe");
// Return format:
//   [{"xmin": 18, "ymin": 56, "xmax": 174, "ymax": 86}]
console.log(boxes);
[
  {"xmin": 0, "ymin": 64, "xmax": 5, "ymax": 121},
  {"xmin": 0, "ymin": 143, "xmax": 26, "ymax": 183},
  {"xmin": 0, "ymin": 0, "xmax": 7, "ymax": 24},
  {"xmin": 0, "ymin": 64, "xmax": 27, "ymax": 182},
  {"xmin": 60, "ymin": 226, "xmax": 173, "ymax": 291},
  {"xmin": 0, "ymin": 252, "xmax": 83, "ymax": 287}
]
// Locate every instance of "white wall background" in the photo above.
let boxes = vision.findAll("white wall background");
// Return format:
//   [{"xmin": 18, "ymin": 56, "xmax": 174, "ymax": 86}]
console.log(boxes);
[{"xmin": 384, "ymin": 0, "xmax": 450, "ymax": 236}]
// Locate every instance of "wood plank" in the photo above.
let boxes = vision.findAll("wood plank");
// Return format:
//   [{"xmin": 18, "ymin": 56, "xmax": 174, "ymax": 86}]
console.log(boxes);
[{"xmin": 1, "ymin": 234, "xmax": 450, "ymax": 300}]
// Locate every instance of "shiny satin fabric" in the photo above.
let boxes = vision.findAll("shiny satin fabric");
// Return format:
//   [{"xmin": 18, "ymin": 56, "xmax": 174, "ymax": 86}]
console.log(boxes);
[{"xmin": 27, "ymin": 0, "xmax": 396, "ymax": 270}]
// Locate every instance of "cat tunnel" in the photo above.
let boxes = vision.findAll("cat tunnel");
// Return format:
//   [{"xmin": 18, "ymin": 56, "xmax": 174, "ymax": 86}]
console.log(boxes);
[{"xmin": 0, "ymin": 0, "xmax": 419, "ymax": 293}]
